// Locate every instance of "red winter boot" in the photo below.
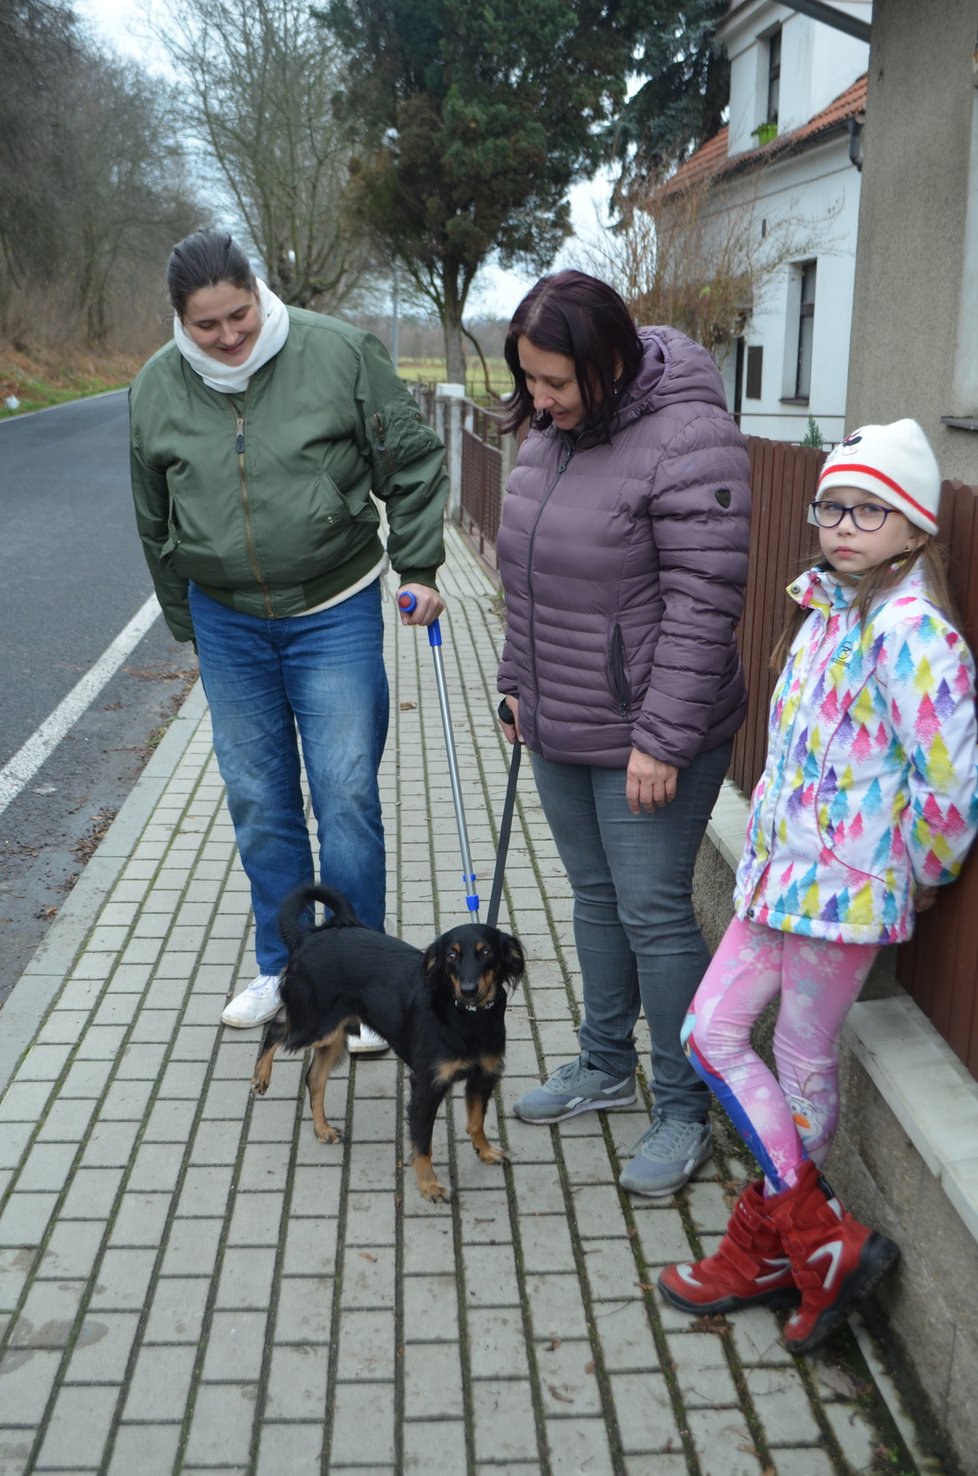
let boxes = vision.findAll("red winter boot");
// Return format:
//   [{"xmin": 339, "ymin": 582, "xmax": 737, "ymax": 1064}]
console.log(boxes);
[
  {"xmin": 658, "ymin": 1179, "xmax": 799, "ymax": 1316},
  {"xmin": 766, "ymin": 1159, "xmax": 899, "ymax": 1355}
]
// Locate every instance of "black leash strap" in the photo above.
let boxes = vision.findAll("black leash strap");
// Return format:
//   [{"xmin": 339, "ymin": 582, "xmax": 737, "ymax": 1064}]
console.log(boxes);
[{"xmin": 487, "ymin": 700, "xmax": 522, "ymax": 929}]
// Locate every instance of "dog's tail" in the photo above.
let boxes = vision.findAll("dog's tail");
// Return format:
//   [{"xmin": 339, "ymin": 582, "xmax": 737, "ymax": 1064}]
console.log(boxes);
[{"xmin": 278, "ymin": 885, "xmax": 364, "ymax": 952}]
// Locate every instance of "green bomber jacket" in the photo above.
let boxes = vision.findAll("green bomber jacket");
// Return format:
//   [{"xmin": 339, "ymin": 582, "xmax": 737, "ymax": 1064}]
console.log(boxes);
[{"xmin": 129, "ymin": 306, "xmax": 448, "ymax": 643}]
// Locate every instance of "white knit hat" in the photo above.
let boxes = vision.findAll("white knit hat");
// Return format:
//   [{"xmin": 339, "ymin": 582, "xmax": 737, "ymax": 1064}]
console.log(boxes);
[{"xmin": 817, "ymin": 419, "xmax": 941, "ymax": 534}]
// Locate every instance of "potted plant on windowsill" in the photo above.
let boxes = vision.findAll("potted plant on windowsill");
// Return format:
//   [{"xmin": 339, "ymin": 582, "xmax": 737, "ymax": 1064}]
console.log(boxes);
[{"xmin": 752, "ymin": 120, "xmax": 778, "ymax": 146}]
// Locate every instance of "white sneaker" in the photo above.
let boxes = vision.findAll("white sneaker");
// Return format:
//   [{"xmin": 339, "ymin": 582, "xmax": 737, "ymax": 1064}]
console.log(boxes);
[
  {"xmin": 346, "ymin": 1022, "xmax": 390, "ymax": 1054},
  {"xmin": 221, "ymin": 973, "xmax": 282, "ymax": 1028}
]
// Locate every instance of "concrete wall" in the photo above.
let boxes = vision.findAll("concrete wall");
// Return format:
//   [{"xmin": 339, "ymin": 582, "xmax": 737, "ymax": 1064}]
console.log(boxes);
[
  {"xmin": 828, "ymin": 1037, "xmax": 978, "ymax": 1468},
  {"xmin": 845, "ymin": 0, "xmax": 978, "ymax": 483}
]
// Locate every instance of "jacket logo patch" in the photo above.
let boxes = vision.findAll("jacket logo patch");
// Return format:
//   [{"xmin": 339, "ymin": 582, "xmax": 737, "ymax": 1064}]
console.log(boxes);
[{"xmin": 715, "ymin": 487, "xmax": 731, "ymax": 508}]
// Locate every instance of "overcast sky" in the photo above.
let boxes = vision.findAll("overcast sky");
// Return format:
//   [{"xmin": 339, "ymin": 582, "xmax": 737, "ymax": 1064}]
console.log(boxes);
[{"xmin": 73, "ymin": 0, "xmax": 611, "ymax": 319}]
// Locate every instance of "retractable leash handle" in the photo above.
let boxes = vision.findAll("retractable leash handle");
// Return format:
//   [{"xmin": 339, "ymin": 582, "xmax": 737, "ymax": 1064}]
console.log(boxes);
[{"xmin": 398, "ymin": 591, "xmax": 479, "ymax": 916}]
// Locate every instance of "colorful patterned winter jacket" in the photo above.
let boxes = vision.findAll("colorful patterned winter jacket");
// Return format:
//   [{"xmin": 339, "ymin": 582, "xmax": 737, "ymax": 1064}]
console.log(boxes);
[
  {"xmin": 735, "ymin": 562, "xmax": 978, "ymax": 944},
  {"xmin": 496, "ymin": 327, "xmax": 751, "ymax": 768}
]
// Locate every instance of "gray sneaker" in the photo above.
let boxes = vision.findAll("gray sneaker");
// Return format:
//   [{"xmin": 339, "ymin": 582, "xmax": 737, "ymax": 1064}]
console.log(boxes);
[
  {"xmin": 513, "ymin": 1058, "xmax": 637, "ymax": 1124},
  {"xmin": 619, "ymin": 1115, "xmax": 712, "ymax": 1197}
]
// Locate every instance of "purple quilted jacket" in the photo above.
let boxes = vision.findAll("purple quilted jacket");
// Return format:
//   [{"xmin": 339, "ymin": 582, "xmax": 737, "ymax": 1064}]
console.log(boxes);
[{"xmin": 496, "ymin": 327, "xmax": 751, "ymax": 768}]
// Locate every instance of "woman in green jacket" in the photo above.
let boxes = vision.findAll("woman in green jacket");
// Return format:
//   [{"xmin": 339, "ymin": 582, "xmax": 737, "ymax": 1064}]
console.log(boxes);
[{"xmin": 130, "ymin": 229, "xmax": 449, "ymax": 1035}]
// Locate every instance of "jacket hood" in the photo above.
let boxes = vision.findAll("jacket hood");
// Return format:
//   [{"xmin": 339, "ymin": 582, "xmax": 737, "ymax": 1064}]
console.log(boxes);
[
  {"xmin": 558, "ymin": 326, "xmax": 730, "ymax": 451},
  {"xmin": 615, "ymin": 327, "xmax": 729, "ymax": 427}
]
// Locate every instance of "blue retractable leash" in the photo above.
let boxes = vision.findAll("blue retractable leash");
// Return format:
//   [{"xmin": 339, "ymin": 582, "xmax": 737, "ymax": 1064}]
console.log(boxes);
[
  {"xmin": 398, "ymin": 597, "xmax": 522, "ymax": 927},
  {"xmin": 399, "ymin": 592, "xmax": 479, "ymax": 915}
]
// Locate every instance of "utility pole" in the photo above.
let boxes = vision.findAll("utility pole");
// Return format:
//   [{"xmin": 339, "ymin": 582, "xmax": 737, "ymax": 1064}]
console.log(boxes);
[{"xmin": 391, "ymin": 265, "xmax": 400, "ymax": 371}]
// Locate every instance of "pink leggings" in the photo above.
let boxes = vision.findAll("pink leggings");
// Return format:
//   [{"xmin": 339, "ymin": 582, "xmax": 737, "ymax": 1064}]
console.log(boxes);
[{"xmin": 681, "ymin": 917, "xmax": 877, "ymax": 1192}]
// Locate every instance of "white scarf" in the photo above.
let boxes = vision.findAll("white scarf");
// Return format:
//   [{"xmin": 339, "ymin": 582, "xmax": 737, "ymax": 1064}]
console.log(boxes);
[{"xmin": 173, "ymin": 278, "xmax": 290, "ymax": 392}]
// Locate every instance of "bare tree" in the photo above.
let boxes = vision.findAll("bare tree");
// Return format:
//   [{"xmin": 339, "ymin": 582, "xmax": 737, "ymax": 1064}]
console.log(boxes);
[
  {"xmin": 575, "ymin": 171, "xmax": 840, "ymax": 362},
  {"xmin": 0, "ymin": 1, "xmax": 203, "ymax": 349},
  {"xmin": 0, "ymin": 0, "xmax": 79, "ymax": 294},
  {"xmin": 69, "ymin": 52, "xmax": 203, "ymax": 344},
  {"xmin": 154, "ymin": 0, "xmax": 377, "ymax": 311}
]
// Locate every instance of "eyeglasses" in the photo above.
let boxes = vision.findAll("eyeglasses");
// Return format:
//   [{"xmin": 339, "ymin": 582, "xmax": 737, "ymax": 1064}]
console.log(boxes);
[{"xmin": 807, "ymin": 500, "xmax": 897, "ymax": 532}]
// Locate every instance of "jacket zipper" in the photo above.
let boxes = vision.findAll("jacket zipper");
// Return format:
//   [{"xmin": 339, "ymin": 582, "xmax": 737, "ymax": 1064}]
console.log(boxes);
[
  {"xmin": 525, "ymin": 441, "xmax": 576, "ymax": 718},
  {"xmin": 609, "ymin": 624, "xmax": 630, "ymax": 717},
  {"xmin": 228, "ymin": 397, "xmax": 274, "ymax": 616}
]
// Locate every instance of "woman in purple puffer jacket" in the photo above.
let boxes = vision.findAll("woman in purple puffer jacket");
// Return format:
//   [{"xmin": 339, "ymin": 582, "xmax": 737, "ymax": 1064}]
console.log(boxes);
[{"xmin": 496, "ymin": 270, "xmax": 751, "ymax": 1197}]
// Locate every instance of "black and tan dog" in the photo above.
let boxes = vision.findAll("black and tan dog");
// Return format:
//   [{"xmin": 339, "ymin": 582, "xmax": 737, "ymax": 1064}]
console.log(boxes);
[{"xmin": 252, "ymin": 885, "xmax": 526, "ymax": 1202}]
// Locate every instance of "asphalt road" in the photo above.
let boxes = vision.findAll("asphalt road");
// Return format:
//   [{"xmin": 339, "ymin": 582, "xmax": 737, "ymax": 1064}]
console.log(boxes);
[{"xmin": 0, "ymin": 391, "xmax": 197, "ymax": 1007}]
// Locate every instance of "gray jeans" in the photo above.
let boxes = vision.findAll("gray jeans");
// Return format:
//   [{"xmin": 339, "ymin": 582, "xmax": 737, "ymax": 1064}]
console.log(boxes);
[{"xmin": 530, "ymin": 740, "xmax": 732, "ymax": 1121}]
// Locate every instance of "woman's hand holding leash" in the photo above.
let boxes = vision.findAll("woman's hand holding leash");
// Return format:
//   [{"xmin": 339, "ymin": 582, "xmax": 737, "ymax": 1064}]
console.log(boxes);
[
  {"xmin": 498, "ymin": 695, "xmax": 521, "ymax": 744},
  {"xmin": 626, "ymin": 748, "xmax": 677, "ymax": 815}
]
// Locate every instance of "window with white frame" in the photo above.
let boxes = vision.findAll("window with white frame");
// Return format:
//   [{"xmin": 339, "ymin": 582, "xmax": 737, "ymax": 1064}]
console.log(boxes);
[
  {"xmin": 781, "ymin": 259, "xmax": 818, "ymax": 404},
  {"xmin": 795, "ymin": 261, "xmax": 817, "ymax": 400},
  {"xmin": 767, "ymin": 29, "xmax": 781, "ymax": 126}
]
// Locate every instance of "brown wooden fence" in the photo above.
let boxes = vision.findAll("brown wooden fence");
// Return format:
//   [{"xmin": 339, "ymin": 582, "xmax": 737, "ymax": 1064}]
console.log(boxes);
[
  {"xmin": 730, "ymin": 438, "xmax": 823, "ymax": 793},
  {"xmin": 894, "ymin": 477, "xmax": 978, "ymax": 1076},
  {"xmin": 459, "ymin": 404, "xmax": 507, "ymax": 572},
  {"xmin": 454, "ymin": 417, "xmax": 978, "ymax": 1078}
]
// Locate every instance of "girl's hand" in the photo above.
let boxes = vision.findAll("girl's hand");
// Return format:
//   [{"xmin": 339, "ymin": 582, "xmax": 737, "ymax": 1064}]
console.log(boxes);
[
  {"xmin": 915, "ymin": 885, "xmax": 939, "ymax": 913},
  {"xmin": 498, "ymin": 695, "xmax": 521, "ymax": 744},
  {"xmin": 626, "ymin": 748, "xmax": 678, "ymax": 815},
  {"xmin": 397, "ymin": 583, "xmax": 444, "ymax": 625}
]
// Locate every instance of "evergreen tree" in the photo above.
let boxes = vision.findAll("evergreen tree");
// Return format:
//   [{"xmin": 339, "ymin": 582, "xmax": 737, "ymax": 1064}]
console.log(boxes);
[
  {"xmin": 320, "ymin": 0, "xmax": 645, "ymax": 380},
  {"xmin": 609, "ymin": 0, "xmax": 729, "ymax": 191}
]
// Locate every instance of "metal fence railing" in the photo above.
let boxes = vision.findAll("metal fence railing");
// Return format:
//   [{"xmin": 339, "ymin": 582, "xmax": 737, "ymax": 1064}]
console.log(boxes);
[{"xmin": 460, "ymin": 404, "xmax": 509, "ymax": 571}]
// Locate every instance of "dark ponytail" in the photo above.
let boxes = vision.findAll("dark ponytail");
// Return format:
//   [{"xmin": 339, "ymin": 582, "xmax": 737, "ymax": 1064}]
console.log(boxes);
[{"xmin": 166, "ymin": 229, "xmax": 256, "ymax": 320}]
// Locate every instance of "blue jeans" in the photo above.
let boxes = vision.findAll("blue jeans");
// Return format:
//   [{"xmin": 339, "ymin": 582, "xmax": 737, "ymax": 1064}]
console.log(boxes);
[
  {"xmin": 189, "ymin": 582, "xmax": 389, "ymax": 972},
  {"xmin": 530, "ymin": 741, "xmax": 732, "ymax": 1121}
]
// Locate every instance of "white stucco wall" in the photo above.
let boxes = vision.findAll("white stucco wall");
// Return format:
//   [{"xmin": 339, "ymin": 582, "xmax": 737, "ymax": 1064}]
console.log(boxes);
[
  {"xmin": 722, "ymin": 1, "xmax": 870, "ymax": 155},
  {"xmin": 698, "ymin": 2, "xmax": 871, "ymax": 443},
  {"xmin": 704, "ymin": 138, "xmax": 862, "ymax": 445},
  {"xmin": 743, "ymin": 144, "xmax": 860, "ymax": 444}
]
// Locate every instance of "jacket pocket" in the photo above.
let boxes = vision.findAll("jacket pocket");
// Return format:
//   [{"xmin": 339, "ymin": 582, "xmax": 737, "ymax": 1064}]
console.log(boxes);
[
  {"xmin": 608, "ymin": 623, "xmax": 631, "ymax": 716},
  {"xmin": 372, "ymin": 395, "xmax": 439, "ymax": 478}
]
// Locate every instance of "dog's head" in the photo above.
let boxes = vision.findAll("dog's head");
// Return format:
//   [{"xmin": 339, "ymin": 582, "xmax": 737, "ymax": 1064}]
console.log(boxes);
[{"xmin": 422, "ymin": 925, "xmax": 526, "ymax": 1010}]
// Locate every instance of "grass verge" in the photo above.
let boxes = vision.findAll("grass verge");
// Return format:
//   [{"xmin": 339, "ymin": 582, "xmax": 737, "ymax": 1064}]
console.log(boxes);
[{"xmin": 0, "ymin": 344, "xmax": 143, "ymax": 417}]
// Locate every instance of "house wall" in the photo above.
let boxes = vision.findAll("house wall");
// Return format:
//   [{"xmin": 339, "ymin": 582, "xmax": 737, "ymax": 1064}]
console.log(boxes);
[
  {"xmin": 721, "ymin": 141, "xmax": 861, "ymax": 444},
  {"xmin": 723, "ymin": 1, "xmax": 870, "ymax": 154},
  {"xmin": 711, "ymin": 2, "xmax": 870, "ymax": 444},
  {"xmin": 846, "ymin": 0, "xmax": 978, "ymax": 483}
]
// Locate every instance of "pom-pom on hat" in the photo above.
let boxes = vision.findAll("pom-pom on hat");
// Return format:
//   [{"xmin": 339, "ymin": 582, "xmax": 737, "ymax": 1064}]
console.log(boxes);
[{"xmin": 817, "ymin": 418, "xmax": 941, "ymax": 534}]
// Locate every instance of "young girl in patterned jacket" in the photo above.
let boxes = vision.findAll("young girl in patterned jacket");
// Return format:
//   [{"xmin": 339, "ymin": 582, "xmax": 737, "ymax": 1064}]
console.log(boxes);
[{"xmin": 658, "ymin": 418, "xmax": 978, "ymax": 1355}]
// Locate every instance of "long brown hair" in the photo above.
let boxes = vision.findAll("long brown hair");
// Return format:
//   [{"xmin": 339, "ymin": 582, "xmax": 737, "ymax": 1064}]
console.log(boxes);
[
  {"xmin": 502, "ymin": 270, "xmax": 643, "ymax": 442},
  {"xmin": 769, "ymin": 539, "xmax": 963, "ymax": 674}
]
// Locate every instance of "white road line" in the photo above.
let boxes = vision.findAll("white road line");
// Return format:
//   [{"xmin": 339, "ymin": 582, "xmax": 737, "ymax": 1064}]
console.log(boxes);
[{"xmin": 0, "ymin": 594, "xmax": 162, "ymax": 821}]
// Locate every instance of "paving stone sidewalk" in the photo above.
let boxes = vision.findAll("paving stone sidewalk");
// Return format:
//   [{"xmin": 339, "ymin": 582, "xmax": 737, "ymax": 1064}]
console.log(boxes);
[{"xmin": 0, "ymin": 523, "xmax": 939, "ymax": 1475}]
